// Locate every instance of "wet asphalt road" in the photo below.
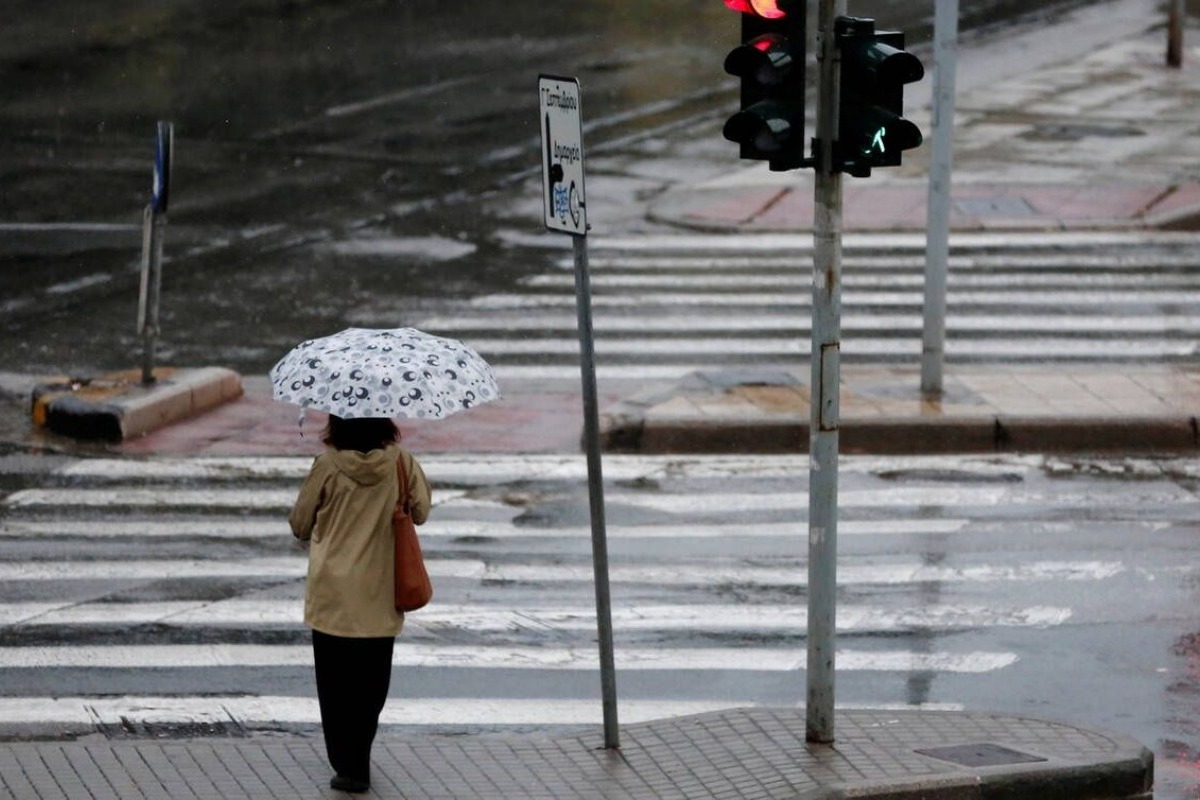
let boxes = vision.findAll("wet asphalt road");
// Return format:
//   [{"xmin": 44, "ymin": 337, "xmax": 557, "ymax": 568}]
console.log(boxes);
[
  {"xmin": 2, "ymin": 453, "xmax": 1200, "ymax": 795},
  {"xmin": 0, "ymin": 0, "xmax": 1087, "ymax": 380}
]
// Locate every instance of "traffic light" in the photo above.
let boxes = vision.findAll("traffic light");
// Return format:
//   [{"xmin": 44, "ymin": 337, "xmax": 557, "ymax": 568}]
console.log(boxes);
[
  {"xmin": 836, "ymin": 16, "xmax": 924, "ymax": 178},
  {"xmin": 722, "ymin": 0, "xmax": 806, "ymax": 171}
]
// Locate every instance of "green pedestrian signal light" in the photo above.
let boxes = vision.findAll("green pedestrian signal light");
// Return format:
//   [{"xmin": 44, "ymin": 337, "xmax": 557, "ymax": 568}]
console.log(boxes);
[
  {"xmin": 722, "ymin": 0, "xmax": 807, "ymax": 171},
  {"xmin": 836, "ymin": 16, "xmax": 924, "ymax": 178}
]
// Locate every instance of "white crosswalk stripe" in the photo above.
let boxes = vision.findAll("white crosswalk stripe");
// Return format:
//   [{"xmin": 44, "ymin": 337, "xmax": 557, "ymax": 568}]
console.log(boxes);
[
  {"xmin": 0, "ymin": 453, "xmax": 1177, "ymax": 733},
  {"xmin": 393, "ymin": 233, "xmax": 1200, "ymax": 381}
]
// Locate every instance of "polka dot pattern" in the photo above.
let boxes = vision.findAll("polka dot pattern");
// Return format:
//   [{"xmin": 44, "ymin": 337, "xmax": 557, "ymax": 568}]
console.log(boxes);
[{"xmin": 270, "ymin": 327, "xmax": 500, "ymax": 420}]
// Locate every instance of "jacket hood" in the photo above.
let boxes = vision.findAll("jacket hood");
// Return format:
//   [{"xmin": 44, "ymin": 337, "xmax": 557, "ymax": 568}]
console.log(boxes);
[{"xmin": 325, "ymin": 444, "xmax": 398, "ymax": 486}]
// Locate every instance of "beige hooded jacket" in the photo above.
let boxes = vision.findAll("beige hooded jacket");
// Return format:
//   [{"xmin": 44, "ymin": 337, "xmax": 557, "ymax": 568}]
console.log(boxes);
[{"xmin": 289, "ymin": 444, "xmax": 432, "ymax": 637}]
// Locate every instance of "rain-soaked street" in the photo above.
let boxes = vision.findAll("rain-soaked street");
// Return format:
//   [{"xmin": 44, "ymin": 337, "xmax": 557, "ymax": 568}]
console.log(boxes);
[
  {"xmin": 2, "ymin": 453, "xmax": 1200, "ymax": 794},
  {"xmin": 7, "ymin": 1, "xmax": 1200, "ymax": 797},
  {"xmin": 2, "ymin": 0, "xmax": 1088, "ymax": 378}
]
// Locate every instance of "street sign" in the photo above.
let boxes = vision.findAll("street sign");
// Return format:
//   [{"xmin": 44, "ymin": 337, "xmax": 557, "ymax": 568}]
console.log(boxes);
[
  {"xmin": 536, "ymin": 73, "xmax": 615, "ymax": 749},
  {"xmin": 152, "ymin": 121, "xmax": 173, "ymax": 214},
  {"xmin": 538, "ymin": 75, "xmax": 587, "ymax": 235}
]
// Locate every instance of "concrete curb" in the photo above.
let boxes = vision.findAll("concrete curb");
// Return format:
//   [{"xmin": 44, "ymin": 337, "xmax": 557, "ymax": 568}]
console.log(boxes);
[
  {"xmin": 31, "ymin": 367, "xmax": 243, "ymax": 442},
  {"xmin": 602, "ymin": 413, "xmax": 1200, "ymax": 455},
  {"xmin": 790, "ymin": 712, "xmax": 1154, "ymax": 800}
]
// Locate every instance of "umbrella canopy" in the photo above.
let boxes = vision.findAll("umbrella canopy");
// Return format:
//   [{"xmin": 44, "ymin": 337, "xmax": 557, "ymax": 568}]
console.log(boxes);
[{"xmin": 269, "ymin": 327, "xmax": 500, "ymax": 420}]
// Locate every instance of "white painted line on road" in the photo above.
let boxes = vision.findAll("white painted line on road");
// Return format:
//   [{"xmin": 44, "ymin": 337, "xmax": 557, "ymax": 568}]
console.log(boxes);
[
  {"xmin": 0, "ymin": 520, "xmax": 295, "ymax": 538},
  {"xmin": 2, "ymin": 488, "xmax": 299, "ymax": 509},
  {"xmin": 467, "ymin": 335, "xmax": 1198, "ymax": 359},
  {"xmin": 45, "ymin": 453, "xmax": 1046, "ymax": 482},
  {"xmin": 0, "ymin": 484, "xmax": 1010, "ymax": 512},
  {"xmin": 0, "ymin": 487, "xmax": 467, "ymax": 510},
  {"xmin": 604, "ymin": 486, "xmax": 1012, "ymax": 512},
  {"xmin": 523, "ymin": 271, "xmax": 1200, "ymax": 291},
  {"xmin": 425, "ymin": 311, "xmax": 1200, "ymax": 336},
  {"xmin": 0, "ymin": 600, "xmax": 1071, "ymax": 632},
  {"xmin": 486, "ymin": 560, "xmax": 1122, "ymax": 586},
  {"xmin": 57, "ymin": 457, "xmax": 314, "ymax": 481},
  {"xmin": 0, "ymin": 643, "xmax": 1016, "ymax": 673},
  {"xmin": 519, "ymin": 230, "xmax": 1200, "ymax": 253},
  {"xmin": 574, "ymin": 251, "xmax": 1200, "ymax": 272},
  {"xmin": 0, "ymin": 551, "xmax": 1117, "ymax": 586},
  {"xmin": 469, "ymin": 289, "xmax": 1200, "ymax": 310},
  {"xmin": 0, "ymin": 518, "xmax": 969, "ymax": 540},
  {"xmin": 0, "ymin": 557, "xmax": 482, "ymax": 582}
]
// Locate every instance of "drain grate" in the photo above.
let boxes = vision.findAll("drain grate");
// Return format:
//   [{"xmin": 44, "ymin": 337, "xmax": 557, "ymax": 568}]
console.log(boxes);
[
  {"xmin": 914, "ymin": 742, "xmax": 1048, "ymax": 767},
  {"xmin": 99, "ymin": 717, "xmax": 248, "ymax": 740}
]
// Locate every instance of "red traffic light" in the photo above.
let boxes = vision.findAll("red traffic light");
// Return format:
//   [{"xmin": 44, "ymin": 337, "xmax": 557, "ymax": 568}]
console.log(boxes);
[{"xmin": 724, "ymin": 0, "xmax": 786, "ymax": 19}]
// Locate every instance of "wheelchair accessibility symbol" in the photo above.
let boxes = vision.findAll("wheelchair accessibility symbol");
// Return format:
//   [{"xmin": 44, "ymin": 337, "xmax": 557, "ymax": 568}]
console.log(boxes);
[{"xmin": 552, "ymin": 180, "xmax": 581, "ymax": 229}]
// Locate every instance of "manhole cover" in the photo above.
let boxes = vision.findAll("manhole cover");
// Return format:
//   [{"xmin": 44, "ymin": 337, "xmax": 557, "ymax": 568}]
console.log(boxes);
[
  {"xmin": 954, "ymin": 197, "xmax": 1035, "ymax": 217},
  {"xmin": 915, "ymin": 743, "xmax": 1048, "ymax": 767}
]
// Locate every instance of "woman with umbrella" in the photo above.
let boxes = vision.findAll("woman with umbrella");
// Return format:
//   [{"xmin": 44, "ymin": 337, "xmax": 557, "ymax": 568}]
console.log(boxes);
[
  {"xmin": 275, "ymin": 328, "xmax": 499, "ymax": 794},
  {"xmin": 289, "ymin": 415, "xmax": 431, "ymax": 794}
]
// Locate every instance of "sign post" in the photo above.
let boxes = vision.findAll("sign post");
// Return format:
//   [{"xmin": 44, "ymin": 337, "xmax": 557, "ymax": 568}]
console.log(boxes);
[
  {"xmin": 538, "ymin": 75, "xmax": 619, "ymax": 750},
  {"xmin": 138, "ymin": 121, "xmax": 173, "ymax": 385}
]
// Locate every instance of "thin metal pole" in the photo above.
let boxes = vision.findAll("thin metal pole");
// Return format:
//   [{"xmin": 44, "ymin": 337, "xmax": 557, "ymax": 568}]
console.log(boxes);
[
  {"xmin": 921, "ymin": 0, "xmax": 959, "ymax": 397},
  {"xmin": 138, "ymin": 204, "xmax": 165, "ymax": 384},
  {"xmin": 807, "ymin": 0, "xmax": 845, "ymax": 745},
  {"xmin": 572, "ymin": 232, "xmax": 619, "ymax": 750},
  {"xmin": 1167, "ymin": 0, "xmax": 1184, "ymax": 67}
]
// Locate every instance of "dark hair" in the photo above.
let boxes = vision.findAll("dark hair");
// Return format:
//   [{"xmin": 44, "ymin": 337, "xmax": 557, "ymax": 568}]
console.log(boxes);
[{"xmin": 321, "ymin": 416, "xmax": 400, "ymax": 453}]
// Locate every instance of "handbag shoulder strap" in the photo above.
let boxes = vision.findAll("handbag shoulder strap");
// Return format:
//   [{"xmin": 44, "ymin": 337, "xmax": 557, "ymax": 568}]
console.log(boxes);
[{"xmin": 395, "ymin": 452, "xmax": 411, "ymax": 513}]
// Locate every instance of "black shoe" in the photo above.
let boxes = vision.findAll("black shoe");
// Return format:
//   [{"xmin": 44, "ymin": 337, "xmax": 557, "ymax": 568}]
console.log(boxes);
[{"xmin": 330, "ymin": 774, "xmax": 370, "ymax": 793}]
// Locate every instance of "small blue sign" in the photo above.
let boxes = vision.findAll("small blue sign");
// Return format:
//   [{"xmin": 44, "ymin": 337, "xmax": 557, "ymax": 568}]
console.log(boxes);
[{"xmin": 152, "ymin": 121, "xmax": 173, "ymax": 214}]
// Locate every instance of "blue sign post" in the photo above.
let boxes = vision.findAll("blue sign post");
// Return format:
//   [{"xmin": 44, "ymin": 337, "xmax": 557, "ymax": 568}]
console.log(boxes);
[
  {"xmin": 139, "ymin": 121, "xmax": 173, "ymax": 384},
  {"xmin": 152, "ymin": 121, "xmax": 172, "ymax": 214}
]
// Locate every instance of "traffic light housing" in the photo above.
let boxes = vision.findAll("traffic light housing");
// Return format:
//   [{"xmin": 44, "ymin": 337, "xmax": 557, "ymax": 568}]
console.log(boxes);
[
  {"xmin": 836, "ymin": 16, "xmax": 924, "ymax": 178},
  {"xmin": 722, "ymin": 0, "xmax": 807, "ymax": 171}
]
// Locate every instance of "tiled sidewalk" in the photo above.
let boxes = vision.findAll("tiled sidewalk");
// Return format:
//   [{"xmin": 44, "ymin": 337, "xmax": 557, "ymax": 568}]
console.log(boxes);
[{"xmin": 0, "ymin": 709, "xmax": 1153, "ymax": 799}]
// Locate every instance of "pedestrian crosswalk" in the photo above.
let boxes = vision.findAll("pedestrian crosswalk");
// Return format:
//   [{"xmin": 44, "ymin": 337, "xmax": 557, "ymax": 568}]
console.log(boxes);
[
  {"xmin": 0, "ymin": 453, "xmax": 1192, "ymax": 735},
  {"xmin": 408, "ymin": 232, "xmax": 1200, "ymax": 383}
]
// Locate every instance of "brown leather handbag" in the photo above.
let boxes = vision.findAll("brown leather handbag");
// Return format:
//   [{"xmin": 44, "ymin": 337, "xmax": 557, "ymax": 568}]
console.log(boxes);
[{"xmin": 394, "ymin": 455, "xmax": 432, "ymax": 612}]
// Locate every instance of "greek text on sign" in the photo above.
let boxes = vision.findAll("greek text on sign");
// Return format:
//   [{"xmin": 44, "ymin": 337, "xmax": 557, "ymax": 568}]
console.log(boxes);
[{"xmin": 538, "ymin": 75, "xmax": 587, "ymax": 235}]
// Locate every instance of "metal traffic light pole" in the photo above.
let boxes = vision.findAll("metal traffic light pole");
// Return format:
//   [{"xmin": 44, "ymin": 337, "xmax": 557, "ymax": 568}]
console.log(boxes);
[
  {"xmin": 921, "ymin": 0, "xmax": 960, "ymax": 397},
  {"xmin": 807, "ymin": 0, "xmax": 846, "ymax": 745},
  {"xmin": 720, "ymin": 0, "xmax": 921, "ymax": 747}
]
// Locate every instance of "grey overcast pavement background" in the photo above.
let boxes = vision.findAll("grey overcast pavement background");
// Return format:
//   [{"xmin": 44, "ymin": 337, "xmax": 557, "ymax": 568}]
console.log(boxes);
[{"xmin": 1, "ymin": 0, "xmax": 1199, "ymax": 796}]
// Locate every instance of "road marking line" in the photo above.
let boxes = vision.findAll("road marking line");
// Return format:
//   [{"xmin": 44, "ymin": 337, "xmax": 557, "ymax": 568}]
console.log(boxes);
[
  {"xmin": 0, "ymin": 485, "xmax": 1033, "ymax": 510},
  {"xmin": 468, "ymin": 289, "xmax": 1200, "ymax": 310},
  {"xmin": 0, "ymin": 518, "xmax": 970, "ymax": 539},
  {"xmin": 0, "ymin": 600, "xmax": 1071, "ymax": 632},
  {"xmin": 42, "ymin": 453, "xmax": 1047, "ymax": 482},
  {"xmin": 0, "ymin": 644, "xmax": 1016, "ymax": 673},
  {"xmin": 0, "ymin": 555, "xmax": 1119, "ymax": 586}
]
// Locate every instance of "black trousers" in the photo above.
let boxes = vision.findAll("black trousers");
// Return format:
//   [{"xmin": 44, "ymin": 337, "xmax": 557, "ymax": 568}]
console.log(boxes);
[{"xmin": 312, "ymin": 629, "xmax": 395, "ymax": 782}]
